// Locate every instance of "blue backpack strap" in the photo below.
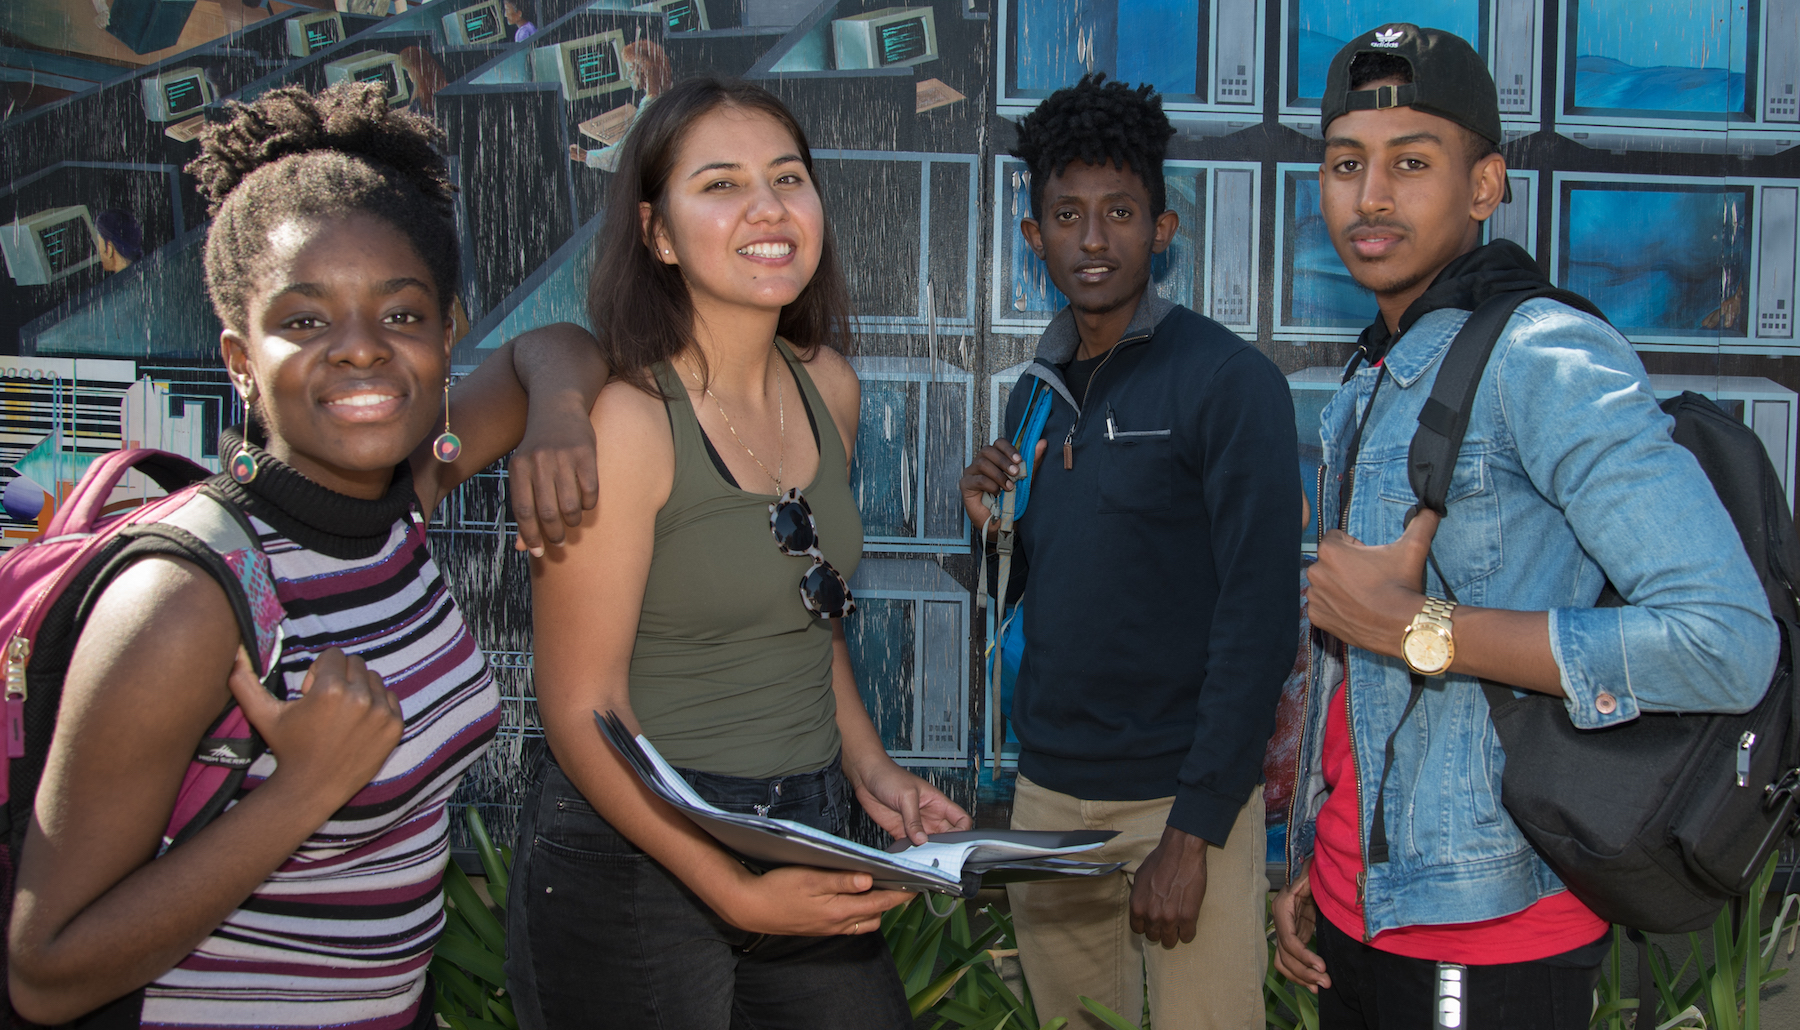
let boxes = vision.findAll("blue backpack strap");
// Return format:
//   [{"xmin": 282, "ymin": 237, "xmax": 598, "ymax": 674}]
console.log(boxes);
[{"xmin": 978, "ymin": 374, "xmax": 1056, "ymax": 767}]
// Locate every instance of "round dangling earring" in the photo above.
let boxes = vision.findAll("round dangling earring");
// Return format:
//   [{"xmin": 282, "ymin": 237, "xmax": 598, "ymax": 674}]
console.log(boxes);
[
  {"xmin": 231, "ymin": 378, "xmax": 258, "ymax": 483},
  {"xmin": 229, "ymin": 445, "xmax": 258, "ymax": 484},
  {"xmin": 432, "ymin": 376, "xmax": 461, "ymax": 463}
]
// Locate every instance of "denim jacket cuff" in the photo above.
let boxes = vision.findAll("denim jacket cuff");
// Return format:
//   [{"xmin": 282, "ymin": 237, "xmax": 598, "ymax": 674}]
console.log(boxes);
[{"xmin": 1548, "ymin": 606, "xmax": 1641, "ymax": 728}]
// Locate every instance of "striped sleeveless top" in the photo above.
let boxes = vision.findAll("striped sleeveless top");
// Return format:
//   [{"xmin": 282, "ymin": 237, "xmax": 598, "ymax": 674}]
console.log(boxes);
[{"xmin": 140, "ymin": 434, "xmax": 500, "ymax": 1029}]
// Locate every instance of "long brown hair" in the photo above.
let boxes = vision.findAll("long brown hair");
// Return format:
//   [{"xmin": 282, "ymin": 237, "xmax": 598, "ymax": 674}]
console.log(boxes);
[{"xmin": 586, "ymin": 77, "xmax": 854, "ymax": 395}]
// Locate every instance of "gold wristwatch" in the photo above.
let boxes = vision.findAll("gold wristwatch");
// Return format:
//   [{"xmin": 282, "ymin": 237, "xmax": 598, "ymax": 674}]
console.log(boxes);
[{"xmin": 1401, "ymin": 597, "xmax": 1457, "ymax": 676}]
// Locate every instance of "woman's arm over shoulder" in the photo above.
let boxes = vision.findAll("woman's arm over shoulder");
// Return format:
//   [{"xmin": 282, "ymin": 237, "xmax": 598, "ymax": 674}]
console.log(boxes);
[
  {"xmin": 410, "ymin": 323, "xmax": 607, "ymax": 549},
  {"xmin": 802, "ymin": 344, "xmax": 860, "ymax": 471}
]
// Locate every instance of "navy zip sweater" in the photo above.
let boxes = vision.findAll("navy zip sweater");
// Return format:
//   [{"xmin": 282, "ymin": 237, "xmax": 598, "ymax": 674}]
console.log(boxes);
[{"xmin": 993, "ymin": 294, "xmax": 1300, "ymax": 845}]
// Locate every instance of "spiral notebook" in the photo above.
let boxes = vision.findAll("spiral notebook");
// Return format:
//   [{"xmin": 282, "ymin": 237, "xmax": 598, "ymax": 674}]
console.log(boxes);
[{"xmin": 596, "ymin": 710, "xmax": 1122, "ymax": 897}]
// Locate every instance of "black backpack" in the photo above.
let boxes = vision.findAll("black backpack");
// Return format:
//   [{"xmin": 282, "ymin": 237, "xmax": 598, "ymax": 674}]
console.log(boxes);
[{"xmin": 1395, "ymin": 286, "xmax": 1800, "ymax": 939}]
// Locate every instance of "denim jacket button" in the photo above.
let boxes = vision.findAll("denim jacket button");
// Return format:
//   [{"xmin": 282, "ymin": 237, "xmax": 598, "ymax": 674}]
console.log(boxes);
[{"xmin": 1596, "ymin": 691, "xmax": 1618, "ymax": 714}]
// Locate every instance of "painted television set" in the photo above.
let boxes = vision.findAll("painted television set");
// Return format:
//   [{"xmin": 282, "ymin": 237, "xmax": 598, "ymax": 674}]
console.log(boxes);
[
  {"xmin": 335, "ymin": 0, "xmax": 403, "ymax": 15},
  {"xmin": 531, "ymin": 31, "xmax": 630, "ymax": 102},
  {"xmin": 442, "ymin": 1, "xmax": 505, "ymax": 45},
  {"xmin": 844, "ymin": 559, "xmax": 971, "ymax": 765},
  {"xmin": 324, "ymin": 52, "xmax": 415, "ymax": 106},
  {"xmin": 139, "ymin": 67, "xmax": 214, "ymax": 123},
  {"xmin": 990, "ymin": 158, "xmax": 1261, "ymax": 336},
  {"xmin": 997, "ymin": 0, "xmax": 1265, "ymax": 132},
  {"xmin": 1550, "ymin": 173, "xmax": 1799, "ymax": 352},
  {"xmin": 1, "ymin": 207, "xmax": 100, "ymax": 287},
  {"xmin": 833, "ymin": 7, "xmax": 938, "ymax": 69},
  {"xmin": 1280, "ymin": 0, "xmax": 1541, "ymax": 138},
  {"xmin": 1556, "ymin": 0, "xmax": 1800, "ymax": 156},
  {"xmin": 287, "ymin": 11, "xmax": 344, "ymax": 56},
  {"xmin": 811, "ymin": 151, "xmax": 978, "ymax": 331},
  {"xmin": 1274, "ymin": 165, "xmax": 1537, "ymax": 341},
  {"xmin": 634, "ymin": 0, "xmax": 710, "ymax": 33},
  {"xmin": 849, "ymin": 357, "xmax": 974, "ymax": 552}
]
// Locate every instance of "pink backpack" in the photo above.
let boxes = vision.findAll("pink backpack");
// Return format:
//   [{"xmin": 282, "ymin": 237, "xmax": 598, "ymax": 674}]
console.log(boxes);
[{"xmin": 0, "ymin": 449, "xmax": 285, "ymax": 1010}]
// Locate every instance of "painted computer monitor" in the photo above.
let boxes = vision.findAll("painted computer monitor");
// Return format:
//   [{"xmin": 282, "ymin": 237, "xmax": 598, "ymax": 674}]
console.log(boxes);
[
  {"xmin": 999, "ymin": 0, "xmax": 1264, "ymax": 131},
  {"xmin": 634, "ymin": 0, "xmax": 710, "ymax": 33},
  {"xmin": 324, "ymin": 52, "xmax": 414, "ymax": 106},
  {"xmin": 989, "ymin": 158, "xmax": 1260, "ymax": 336},
  {"xmin": 811, "ymin": 151, "xmax": 978, "ymax": 332},
  {"xmin": 833, "ymin": 6, "xmax": 937, "ymax": 69},
  {"xmin": 1550, "ymin": 173, "xmax": 1799, "ymax": 353},
  {"xmin": 287, "ymin": 11, "xmax": 344, "ymax": 57},
  {"xmin": 139, "ymin": 67, "xmax": 213, "ymax": 123},
  {"xmin": 1, "ymin": 207, "xmax": 100, "ymax": 287},
  {"xmin": 1556, "ymin": 0, "xmax": 1800, "ymax": 156},
  {"xmin": 442, "ymin": 1, "xmax": 506, "ymax": 45},
  {"xmin": 1279, "ymin": 0, "xmax": 1541, "ymax": 137},
  {"xmin": 844, "ymin": 559, "xmax": 972, "ymax": 765},
  {"xmin": 850, "ymin": 357, "xmax": 974, "ymax": 552},
  {"xmin": 531, "ymin": 31, "xmax": 630, "ymax": 102}
]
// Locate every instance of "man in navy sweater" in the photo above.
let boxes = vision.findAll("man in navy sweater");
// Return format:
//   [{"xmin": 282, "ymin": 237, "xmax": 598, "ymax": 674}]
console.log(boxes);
[{"xmin": 960, "ymin": 75, "xmax": 1300, "ymax": 1030}]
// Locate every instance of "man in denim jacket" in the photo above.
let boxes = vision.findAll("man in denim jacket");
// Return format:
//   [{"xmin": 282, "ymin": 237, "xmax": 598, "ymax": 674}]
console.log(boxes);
[{"xmin": 1270, "ymin": 24, "xmax": 1778, "ymax": 1027}]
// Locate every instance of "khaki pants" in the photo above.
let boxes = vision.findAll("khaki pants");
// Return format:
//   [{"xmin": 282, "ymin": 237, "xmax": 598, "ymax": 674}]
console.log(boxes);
[{"xmin": 1007, "ymin": 775, "xmax": 1268, "ymax": 1030}]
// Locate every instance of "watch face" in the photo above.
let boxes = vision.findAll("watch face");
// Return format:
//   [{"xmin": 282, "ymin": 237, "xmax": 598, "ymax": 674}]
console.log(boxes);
[{"xmin": 1404, "ymin": 627, "xmax": 1451, "ymax": 674}]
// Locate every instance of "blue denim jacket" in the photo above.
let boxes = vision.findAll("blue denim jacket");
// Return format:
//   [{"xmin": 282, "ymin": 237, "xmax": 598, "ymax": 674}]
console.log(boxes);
[{"xmin": 1288, "ymin": 298, "xmax": 1778, "ymax": 939}]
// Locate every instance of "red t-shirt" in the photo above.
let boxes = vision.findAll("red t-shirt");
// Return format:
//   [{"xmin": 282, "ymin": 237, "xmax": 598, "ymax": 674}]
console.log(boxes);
[{"xmin": 1310, "ymin": 684, "xmax": 1608, "ymax": 963}]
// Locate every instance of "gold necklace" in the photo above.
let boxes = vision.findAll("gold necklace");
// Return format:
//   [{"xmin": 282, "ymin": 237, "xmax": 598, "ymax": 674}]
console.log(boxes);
[{"xmin": 687, "ymin": 347, "xmax": 785, "ymax": 491}]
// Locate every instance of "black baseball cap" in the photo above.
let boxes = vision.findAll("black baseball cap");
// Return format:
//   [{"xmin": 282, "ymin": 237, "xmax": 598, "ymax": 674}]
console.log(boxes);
[{"xmin": 1320, "ymin": 24, "xmax": 1501, "ymax": 145}]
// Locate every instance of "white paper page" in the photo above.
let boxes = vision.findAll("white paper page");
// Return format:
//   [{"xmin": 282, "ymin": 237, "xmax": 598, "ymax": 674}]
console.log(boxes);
[{"xmin": 634, "ymin": 734, "xmax": 727, "ymax": 814}]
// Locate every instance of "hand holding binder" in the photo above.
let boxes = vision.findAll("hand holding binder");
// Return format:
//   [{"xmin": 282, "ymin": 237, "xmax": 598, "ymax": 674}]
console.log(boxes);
[{"xmin": 596, "ymin": 711, "xmax": 1123, "ymax": 897}]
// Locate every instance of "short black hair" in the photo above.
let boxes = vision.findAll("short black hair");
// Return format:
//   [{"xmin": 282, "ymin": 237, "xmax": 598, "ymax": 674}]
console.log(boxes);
[
  {"xmin": 1346, "ymin": 51, "xmax": 1498, "ymax": 167},
  {"xmin": 185, "ymin": 82, "xmax": 459, "ymax": 335},
  {"xmin": 1010, "ymin": 73, "xmax": 1176, "ymax": 221}
]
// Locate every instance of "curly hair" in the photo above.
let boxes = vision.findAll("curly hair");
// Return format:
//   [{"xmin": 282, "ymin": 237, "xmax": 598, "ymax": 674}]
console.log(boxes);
[
  {"xmin": 1010, "ymin": 73, "xmax": 1176, "ymax": 220},
  {"xmin": 185, "ymin": 81, "xmax": 459, "ymax": 334}
]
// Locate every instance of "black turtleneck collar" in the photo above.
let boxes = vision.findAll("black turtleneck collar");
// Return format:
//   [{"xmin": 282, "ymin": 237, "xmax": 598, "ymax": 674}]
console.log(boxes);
[
  {"xmin": 211, "ymin": 426, "xmax": 417, "ymax": 560},
  {"xmin": 1352, "ymin": 240, "xmax": 1552, "ymax": 370}
]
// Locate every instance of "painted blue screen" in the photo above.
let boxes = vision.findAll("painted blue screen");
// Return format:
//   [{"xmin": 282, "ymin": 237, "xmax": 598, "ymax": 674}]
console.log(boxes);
[
  {"xmin": 1292, "ymin": 0, "xmax": 1483, "ymax": 103},
  {"xmin": 1284, "ymin": 174, "xmax": 1377, "ymax": 329},
  {"xmin": 1571, "ymin": 0, "xmax": 1749, "ymax": 115},
  {"xmin": 852, "ymin": 379, "xmax": 918, "ymax": 539},
  {"xmin": 1561, "ymin": 186, "xmax": 1751, "ymax": 335},
  {"xmin": 1013, "ymin": 0, "xmax": 1200, "ymax": 97}
]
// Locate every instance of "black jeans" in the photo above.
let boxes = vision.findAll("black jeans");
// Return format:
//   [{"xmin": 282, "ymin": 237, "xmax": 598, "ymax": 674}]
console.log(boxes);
[
  {"xmin": 1316, "ymin": 915, "xmax": 1609, "ymax": 1029},
  {"xmin": 504, "ymin": 748, "xmax": 911, "ymax": 1030}
]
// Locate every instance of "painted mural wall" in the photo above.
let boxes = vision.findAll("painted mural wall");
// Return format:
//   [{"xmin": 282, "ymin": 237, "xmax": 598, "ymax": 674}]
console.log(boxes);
[{"xmin": 6, "ymin": 0, "xmax": 1800, "ymax": 858}]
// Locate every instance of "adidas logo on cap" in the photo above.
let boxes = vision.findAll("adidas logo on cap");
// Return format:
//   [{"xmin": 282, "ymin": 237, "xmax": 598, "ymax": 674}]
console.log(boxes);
[{"xmin": 1372, "ymin": 27, "xmax": 1405, "ymax": 48}]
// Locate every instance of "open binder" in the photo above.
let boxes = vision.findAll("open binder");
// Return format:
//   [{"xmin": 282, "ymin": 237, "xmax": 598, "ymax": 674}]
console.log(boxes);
[{"xmin": 597, "ymin": 711, "xmax": 1123, "ymax": 897}]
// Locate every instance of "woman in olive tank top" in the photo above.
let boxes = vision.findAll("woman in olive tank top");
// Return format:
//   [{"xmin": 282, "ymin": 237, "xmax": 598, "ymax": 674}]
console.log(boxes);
[{"xmin": 508, "ymin": 79, "xmax": 972, "ymax": 1030}]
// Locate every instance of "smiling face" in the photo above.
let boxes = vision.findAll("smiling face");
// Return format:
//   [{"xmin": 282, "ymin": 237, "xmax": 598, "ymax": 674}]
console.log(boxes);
[
  {"xmin": 642, "ymin": 105, "xmax": 824, "ymax": 326},
  {"xmin": 221, "ymin": 211, "xmax": 452, "ymax": 499},
  {"xmin": 1320, "ymin": 91, "xmax": 1506, "ymax": 324},
  {"xmin": 1021, "ymin": 160, "xmax": 1178, "ymax": 338}
]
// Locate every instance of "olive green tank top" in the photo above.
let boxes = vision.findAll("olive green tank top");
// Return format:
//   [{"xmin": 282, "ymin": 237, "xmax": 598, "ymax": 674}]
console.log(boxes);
[{"xmin": 632, "ymin": 339, "xmax": 863, "ymax": 778}]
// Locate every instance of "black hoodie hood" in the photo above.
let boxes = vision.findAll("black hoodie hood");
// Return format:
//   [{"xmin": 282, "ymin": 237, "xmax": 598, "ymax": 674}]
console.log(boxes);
[{"xmin": 1353, "ymin": 240, "xmax": 1566, "ymax": 369}]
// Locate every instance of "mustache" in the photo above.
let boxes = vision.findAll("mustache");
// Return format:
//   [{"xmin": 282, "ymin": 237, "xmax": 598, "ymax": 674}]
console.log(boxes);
[{"xmin": 1342, "ymin": 217, "xmax": 1408, "ymax": 235}]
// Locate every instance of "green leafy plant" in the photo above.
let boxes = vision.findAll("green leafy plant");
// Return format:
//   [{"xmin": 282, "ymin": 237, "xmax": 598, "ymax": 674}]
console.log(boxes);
[
  {"xmin": 881, "ymin": 893, "xmax": 1069, "ymax": 1030},
  {"xmin": 432, "ymin": 807, "xmax": 517, "ymax": 1030},
  {"xmin": 1605, "ymin": 853, "xmax": 1795, "ymax": 1030}
]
